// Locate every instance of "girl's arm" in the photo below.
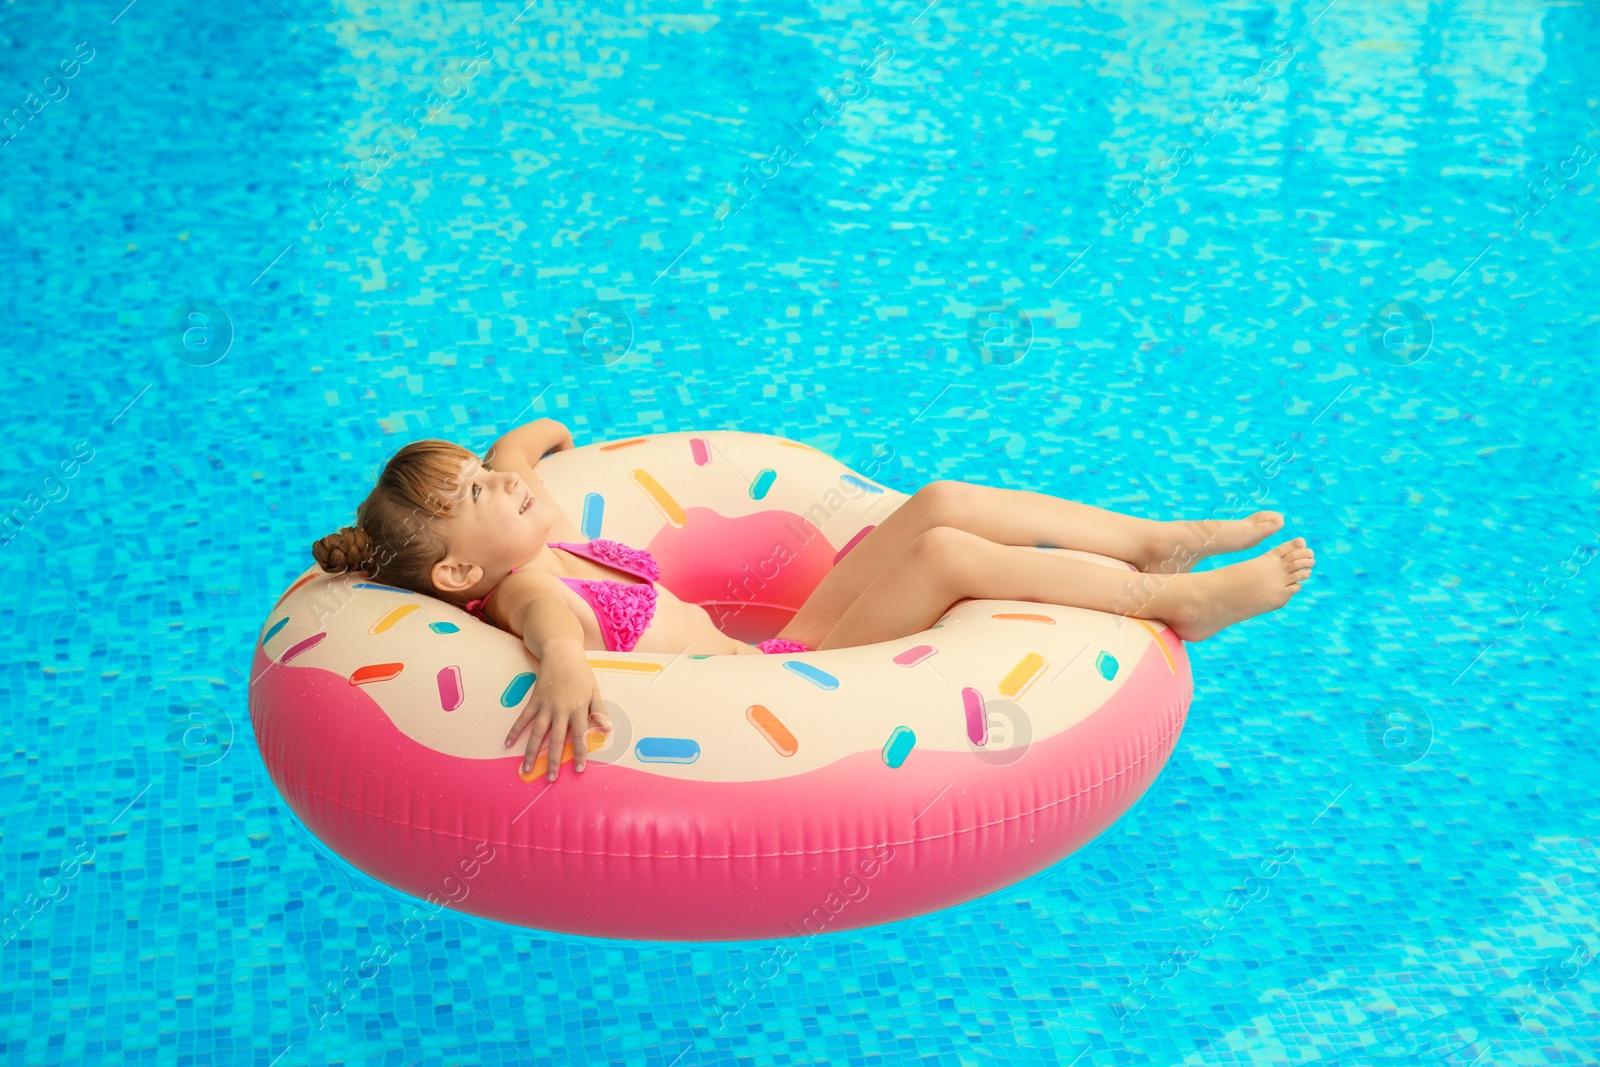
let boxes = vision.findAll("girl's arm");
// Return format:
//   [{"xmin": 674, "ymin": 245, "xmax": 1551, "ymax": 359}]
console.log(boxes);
[
  {"xmin": 482, "ymin": 418, "xmax": 573, "ymax": 469},
  {"xmin": 494, "ymin": 571, "xmax": 608, "ymax": 780}
]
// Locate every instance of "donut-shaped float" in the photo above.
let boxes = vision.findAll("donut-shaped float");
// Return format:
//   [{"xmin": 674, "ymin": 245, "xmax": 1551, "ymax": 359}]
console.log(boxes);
[{"xmin": 249, "ymin": 430, "xmax": 1193, "ymax": 942}]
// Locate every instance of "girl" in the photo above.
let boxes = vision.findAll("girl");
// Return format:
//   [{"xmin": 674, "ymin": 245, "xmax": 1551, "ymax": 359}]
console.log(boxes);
[{"xmin": 312, "ymin": 419, "xmax": 1314, "ymax": 782}]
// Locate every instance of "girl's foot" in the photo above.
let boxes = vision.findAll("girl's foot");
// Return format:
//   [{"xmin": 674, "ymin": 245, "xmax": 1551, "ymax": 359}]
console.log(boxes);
[
  {"xmin": 1166, "ymin": 537, "xmax": 1314, "ymax": 642},
  {"xmin": 1138, "ymin": 511, "xmax": 1284, "ymax": 574}
]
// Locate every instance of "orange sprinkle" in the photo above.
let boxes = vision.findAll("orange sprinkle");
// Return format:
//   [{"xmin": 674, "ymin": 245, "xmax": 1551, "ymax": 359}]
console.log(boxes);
[
  {"xmin": 746, "ymin": 704, "xmax": 798, "ymax": 757},
  {"xmin": 349, "ymin": 662, "xmax": 403, "ymax": 685},
  {"xmin": 519, "ymin": 729, "xmax": 608, "ymax": 780}
]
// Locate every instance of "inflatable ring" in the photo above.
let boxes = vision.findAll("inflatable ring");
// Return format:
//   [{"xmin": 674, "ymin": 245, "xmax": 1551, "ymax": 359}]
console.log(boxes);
[{"xmin": 250, "ymin": 430, "xmax": 1193, "ymax": 942}]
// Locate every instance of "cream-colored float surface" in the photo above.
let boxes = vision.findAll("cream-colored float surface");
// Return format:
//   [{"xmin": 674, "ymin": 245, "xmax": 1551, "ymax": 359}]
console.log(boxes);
[{"xmin": 265, "ymin": 431, "xmax": 1177, "ymax": 783}]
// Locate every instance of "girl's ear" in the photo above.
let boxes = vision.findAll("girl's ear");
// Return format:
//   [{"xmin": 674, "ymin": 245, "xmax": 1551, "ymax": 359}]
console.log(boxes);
[{"xmin": 431, "ymin": 554, "xmax": 480, "ymax": 596}]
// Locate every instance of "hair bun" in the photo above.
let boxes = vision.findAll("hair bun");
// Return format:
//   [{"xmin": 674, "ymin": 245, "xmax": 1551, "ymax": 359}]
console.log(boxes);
[{"xmin": 312, "ymin": 525, "xmax": 377, "ymax": 576}]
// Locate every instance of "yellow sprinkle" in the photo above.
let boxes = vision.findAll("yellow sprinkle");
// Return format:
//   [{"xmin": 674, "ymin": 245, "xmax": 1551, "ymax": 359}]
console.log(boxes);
[
  {"xmin": 587, "ymin": 658, "xmax": 663, "ymax": 675},
  {"xmin": 630, "ymin": 469, "xmax": 686, "ymax": 528},
  {"xmin": 369, "ymin": 603, "xmax": 421, "ymax": 634},
  {"xmin": 999, "ymin": 652, "xmax": 1047, "ymax": 700}
]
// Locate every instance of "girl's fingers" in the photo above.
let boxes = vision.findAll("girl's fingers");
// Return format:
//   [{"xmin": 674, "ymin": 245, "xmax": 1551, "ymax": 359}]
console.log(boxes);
[
  {"xmin": 546, "ymin": 715, "xmax": 569, "ymax": 782},
  {"xmin": 521, "ymin": 712, "xmax": 550, "ymax": 773}
]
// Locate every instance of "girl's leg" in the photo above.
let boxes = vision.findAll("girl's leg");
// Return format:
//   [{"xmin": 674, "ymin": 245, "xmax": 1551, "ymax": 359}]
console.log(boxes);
[
  {"xmin": 913, "ymin": 480, "xmax": 1283, "ymax": 574},
  {"xmin": 776, "ymin": 480, "xmax": 1281, "ymax": 648},
  {"xmin": 808, "ymin": 525, "xmax": 1314, "ymax": 650}
]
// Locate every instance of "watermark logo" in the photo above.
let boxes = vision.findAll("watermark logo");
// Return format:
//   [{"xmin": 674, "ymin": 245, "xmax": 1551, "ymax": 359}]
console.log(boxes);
[
  {"xmin": 711, "ymin": 42, "xmax": 894, "ymax": 229},
  {"xmin": 306, "ymin": 841, "xmax": 497, "ymax": 1030},
  {"xmin": 966, "ymin": 302, "xmax": 1032, "ymax": 366},
  {"xmin": 166, "ymin": 698, "xmax": 234, "ymax": 768},
  {"xmin": 0, "ymin": 839, "xmax": 96, "ymax": 948},
  {"xmin": 1365, "ymin": 701, "xmax": 1433, "ymax": 766},
  {"xmin": 580, "ymin": 698, "xmax": 632, "ymax": 765},
  {"xmin": 1, "ymin": 440, "xmax": 95, "ymax": 548},
  {"xmin": 166, "ymin": 301, "xmax": 233, "ymax": 367},
  {"xmin": 967, "ymin": 698, "xmax": 1032, "ymax": 767},
  {"xmin": 565, "ymin": 301, "xmax": 633, "ymax": 367},
  {"xmin": 1365, "ymin": 300, "xmax": 1433, "ymax": 367},
  {"xmin": 709, "ymin": 841, "xmax": 896, "ymax": 1031},
  {"xmin": 1, "ymin": 41, "xmax": 95, "ymax": 149}
]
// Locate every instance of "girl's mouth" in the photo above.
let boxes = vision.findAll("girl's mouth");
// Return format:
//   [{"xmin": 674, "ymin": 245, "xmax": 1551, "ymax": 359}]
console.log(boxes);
[{"xmin": 519, "ymin": 495, "xmax": 531, "ymax": 514}]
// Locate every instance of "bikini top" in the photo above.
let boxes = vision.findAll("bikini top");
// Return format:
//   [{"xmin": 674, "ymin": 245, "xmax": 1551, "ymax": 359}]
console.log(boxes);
[{"xmin": 464, "ymin": 539, "xmax": 662, "ymax": 653}]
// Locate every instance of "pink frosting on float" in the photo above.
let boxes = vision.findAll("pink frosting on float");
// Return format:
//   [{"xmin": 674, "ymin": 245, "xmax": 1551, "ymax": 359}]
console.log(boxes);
[{"xmin": 248, "ymin": 626, "xmax": 1188, "ymax": 942}]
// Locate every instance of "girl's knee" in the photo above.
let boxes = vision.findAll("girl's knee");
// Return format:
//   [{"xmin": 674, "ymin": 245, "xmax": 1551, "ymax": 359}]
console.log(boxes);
[
  {"xmin": 910, "ymin": 480, "xmax": 967, "ymax": 525},
  {"xmin": 905, "ymin": 525, "xmax": 980, "ymax": 575}
]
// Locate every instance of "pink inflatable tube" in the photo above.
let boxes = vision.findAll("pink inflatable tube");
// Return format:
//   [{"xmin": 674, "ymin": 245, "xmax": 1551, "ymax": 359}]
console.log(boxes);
[{"xmin": 250, "ymin": 431, "xmax": 1192, "ymax": 942}]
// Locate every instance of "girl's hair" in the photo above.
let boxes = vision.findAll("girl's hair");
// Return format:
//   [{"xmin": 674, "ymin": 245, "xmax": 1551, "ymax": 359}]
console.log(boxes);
[{"xmin": 310, "ymin": 439, "xmax": 479, "ymax": 603}]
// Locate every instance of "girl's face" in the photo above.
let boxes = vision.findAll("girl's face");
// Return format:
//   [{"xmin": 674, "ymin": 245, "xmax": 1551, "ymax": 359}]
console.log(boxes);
[{"xmin": 430, "ymin": 457, "xmax": 554, "ymax": 598}]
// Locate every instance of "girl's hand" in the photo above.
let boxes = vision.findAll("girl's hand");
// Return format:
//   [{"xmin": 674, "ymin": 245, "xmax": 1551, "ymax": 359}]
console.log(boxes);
[{"xmin": 504, "ymin": 651, "xmax": 613, "ymax": 781}]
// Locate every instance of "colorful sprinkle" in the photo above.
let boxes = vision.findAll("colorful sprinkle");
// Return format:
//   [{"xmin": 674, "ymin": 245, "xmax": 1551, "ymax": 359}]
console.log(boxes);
[
  {"xmin": 428, "ymin": 621, "xmax": 460, "ymax": 634},
  {"xmin": 840, "ymin": 474, "xmax": 883, "ymax": 495},
  {"xmin": 835, "ymin": 525, "xmax": 875, "ymax": 564},
  {"xmin": 1096, "ymin": 651, "xmax": 1119, "ymax": 680},
  {"xmin": 993, "ymin": 613, "xmax": 1055, "ymax": 624},
  {"xmin": 353, "ymin": 582, "xmax": 412, "ymax": 594},
  {"xmin": 279, "ymin": 632, "xmax": 326, "ymax": 665},
  {"xmin": 781, "ymin": 661, "xmax": 839, "ymax": 690},
  {"xmin": 262, "ymin": 616, "xmax": 289, "ymax": 645},
  {"xmin": 999, "ymin": 652, "xmax": 1047, "ymax": 701},
  {"xmin": 1130, "ymin": 617, "xmax": 1178, "ymax": 674},
  {"xmin": 500, "ymin": 672, "xmax": 537, "ymax": 707},
  {"xmin": 635, "ymin": 737, "xmax": 700, "ymax": 764},
  {"xmin": 598, "ymin": 437, "xmax": 648, "ymax": 452},
  {"xmin": 437, "ymin": 665, "xmax": 464, "ymax": 712},
  {"xmin": 749, "ymin": 468, "xmax": 776, "ymax": 500},
  {"xmin": 882, "ymin": 725, "xmax": 916, "ymax": 768},
  {"xmin": 746, "ymin": 704, "xmax": 798, "ymax": 757},
  {"xmin": 690, "ymin": 437, "xmax": 711, "ymax": 466},
  {"xmin": 589, "ymin": 658, "xmax": 664, "ymax": 675},
  {"xmin": 580, "ymin": 491, "xmax": 604, "ymax": 540},
  {"xmin": 631, "ymin": 468, "xmax": 687, "ymax": 528},
  {"xmin": 370, "ymin": 603, "xmax": 421, "ymax": 635},
  {"xmin": 519, "ymin": 730, "xmax": 607, "ymax": 780},
  {"xmin": 350, "ymin": 662, "xmax": 403, "ymax": 686},
  {"xmin": 962, "ymin": 687, "xmax": 988, "ymax": 746},
  {"xmin": 893, "ymin": 645, "xmax": 936, "ymax": 667}
]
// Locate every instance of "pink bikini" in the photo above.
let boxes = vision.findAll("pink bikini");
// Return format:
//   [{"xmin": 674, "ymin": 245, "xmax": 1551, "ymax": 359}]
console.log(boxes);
[{"xmin": 464, "ymin": 538, "xmax": 810, "ymax": 655}]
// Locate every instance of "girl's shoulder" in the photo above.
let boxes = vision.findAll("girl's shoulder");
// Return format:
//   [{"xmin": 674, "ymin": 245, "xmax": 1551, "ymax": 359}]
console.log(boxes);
[{"xmin": 480, "ymin": 564, "xmax": 571, "ymax": 638}]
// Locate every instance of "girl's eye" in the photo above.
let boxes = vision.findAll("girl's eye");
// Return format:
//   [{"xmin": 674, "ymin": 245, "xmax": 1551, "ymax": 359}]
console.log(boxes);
[{"xmin": 472, "ymin": 484, "xmax": 480, "ymax": 501}]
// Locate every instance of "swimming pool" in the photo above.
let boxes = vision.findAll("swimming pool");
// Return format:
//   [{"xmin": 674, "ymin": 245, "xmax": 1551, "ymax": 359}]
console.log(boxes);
[{"xmin": 3, "ymin": 0, "xmax": 1597, "ymax": 1062}]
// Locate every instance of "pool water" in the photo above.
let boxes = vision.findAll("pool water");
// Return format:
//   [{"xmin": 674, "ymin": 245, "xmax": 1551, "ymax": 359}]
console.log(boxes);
[{"xmin": 3, "ymin": 0, "xmax": 1598, "ymax": 1063}]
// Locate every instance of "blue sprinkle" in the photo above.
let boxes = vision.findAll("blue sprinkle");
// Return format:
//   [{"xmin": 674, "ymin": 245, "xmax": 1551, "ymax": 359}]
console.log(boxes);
[
  {"xmin": 262, "ymin": 616, "xmax": 289, "ymax": 644},
  {"xmin": 353, "ymin": 582, "xmax": 412, "ymax": 594},
  {"xmin": 782, "ymin": 661, "xmax": 839, "ymax": 690},
  {"xmin": 840, "ymin": 474, "xmax": 884, "ymax": 494},
  {"xmin": 882, "ymin": 726, "xmax": 916, "ymax": 768},
  {"xmin": 1096, "ymin": 651, "xmax": 1119, "ymax": 680},
  {"xmin": 581, "ymin": 492, "xmax": 604, "ymax": 540},
  {"xmin": 429, "ymin": 621, "xmax": 460, "ymax": 634},
  {"xmin": 635, "ymin": 737, "xmax": 700, "ymax": 764},
  {"xmin": 750, "ymin": 468, "xmax": 776, "ymax": 500},
  {"xmin": 501, "ymin": 672, "xmax": 537, "ymax": 707}
]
